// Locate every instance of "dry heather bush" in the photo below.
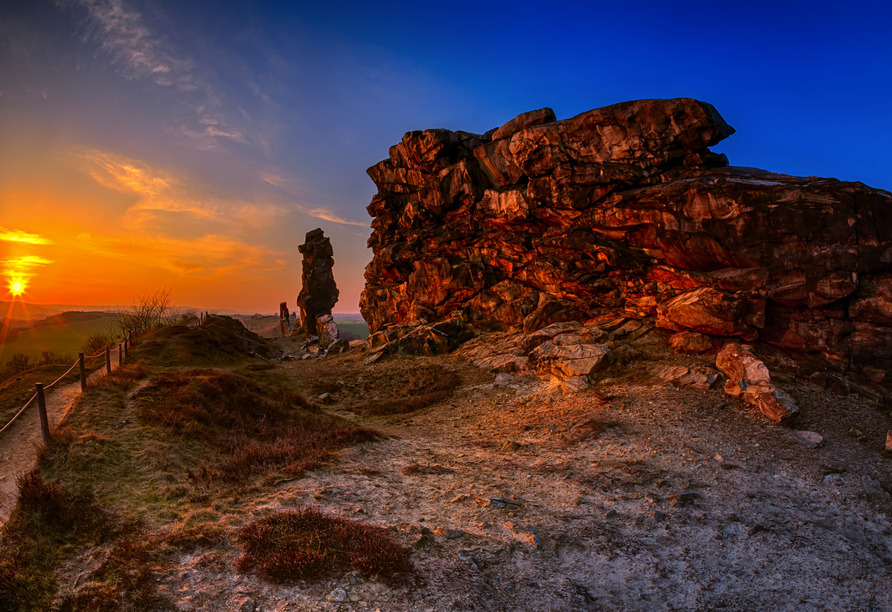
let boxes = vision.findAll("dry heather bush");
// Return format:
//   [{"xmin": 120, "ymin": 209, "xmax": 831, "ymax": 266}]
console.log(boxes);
[
  {"xmin": 58, "ymin": 539, "xmax": 162, "ymax": 612},
  {"xmin": 136, "ymin": 315, "xmax": 270, "ymax": 367},
  {"xmin": 137, "ymin": 369, "xmax": 377, "ymax": 483},
  {"xmin": 87, "ymin": 362, "xmax": 147, "ymax": 390},
  {"xmin": 237, "ymin": 507, "xmax": 412, "ymax": 583}
]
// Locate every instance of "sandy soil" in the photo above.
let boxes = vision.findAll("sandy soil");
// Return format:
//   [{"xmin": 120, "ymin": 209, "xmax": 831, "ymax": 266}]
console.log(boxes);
[{"xmin": 138, "ymin": 331, "xmax": 892, "ymax": 612}]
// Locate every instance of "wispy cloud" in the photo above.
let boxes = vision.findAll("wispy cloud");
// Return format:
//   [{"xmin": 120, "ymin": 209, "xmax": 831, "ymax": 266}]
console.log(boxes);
[
  {"xmin": 2, "ymin": 255, "xmax": 55, "ymax": 278},
  {"xmin": 78, "ymin": 147, "xmax": 367, "ymax": 229},
  {"xmin": 80, "ymin": 149, "xmax": 172, "ymax": 196},
  {"xmin": 260, "ymin": 171, "xmax": 288, "ymax": 187},
  {"xmin": 64, "ymin": 0, "xmax": 242, "ymax": 146},
  {"xmin": 0, "ymin": 228, "xmax": 54, "ymax": 245},
  {"xmin": 300, "ymin": 206, "xmax": 368, "ymax": 227}
]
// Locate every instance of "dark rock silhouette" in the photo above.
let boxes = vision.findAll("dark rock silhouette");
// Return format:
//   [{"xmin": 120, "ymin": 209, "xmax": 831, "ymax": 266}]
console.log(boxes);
[
  {"xmin": 359, "ymin": 98, "xmax": 892, "ymax": 394},
  {"xmin": 296, "ymin": 228, "xmax": 339, "ymax": 337}
]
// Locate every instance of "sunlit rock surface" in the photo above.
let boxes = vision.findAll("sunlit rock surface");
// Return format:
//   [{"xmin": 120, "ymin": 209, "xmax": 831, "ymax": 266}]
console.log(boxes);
[{"xmin": 360, "ymin": 98, "xmax": 892, "ymax": 392}]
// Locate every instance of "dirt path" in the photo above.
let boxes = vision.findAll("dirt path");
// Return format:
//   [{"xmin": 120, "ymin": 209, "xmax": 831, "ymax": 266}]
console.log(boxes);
[
  {"xmin": 0, "ymin": 356, "xmax": 122, "ymax": 524},
  {"xmin": 155, "ymin": 333, "xmax": 891, "ymax": 611}
]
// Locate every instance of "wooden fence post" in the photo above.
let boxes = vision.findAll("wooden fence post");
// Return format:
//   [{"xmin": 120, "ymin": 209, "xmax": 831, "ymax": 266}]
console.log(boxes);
[
  {"xmin": 78, "ymin": 352, "xmax": 86, "ymax": 392},
  {"xmin": 118, "ymin": 343, "xmax": 123, "ymax": 367},
  {"xmin": 105, "ymin": 346, "xmax": 111, "ymax": 375},
  {"xmin": 35, "ymin": 383, "xmax": 50, "ymax": 444},
  {"xmin": 124, "ymin": 336, "xmax": 129, "ymax": 357}
]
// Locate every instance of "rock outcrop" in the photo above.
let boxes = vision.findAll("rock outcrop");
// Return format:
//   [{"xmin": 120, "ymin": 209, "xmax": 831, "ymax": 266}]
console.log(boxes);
[
  {"xmin": 296, "ymin": 228, "xmax": 340, "ymax": 337},
  {"xmin": 360, "ymin": 98, "xmax": 892, "ymax": 393}
]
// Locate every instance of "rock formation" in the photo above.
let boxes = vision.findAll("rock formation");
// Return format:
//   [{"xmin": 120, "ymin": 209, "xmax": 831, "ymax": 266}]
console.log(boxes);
[
  {"xmin": 360, "ymin": 98, "xmax": 892, "ymax": 395},
  {"xmin": 296, "ymin": 228, "xmax": 339, "ymax": 341}
]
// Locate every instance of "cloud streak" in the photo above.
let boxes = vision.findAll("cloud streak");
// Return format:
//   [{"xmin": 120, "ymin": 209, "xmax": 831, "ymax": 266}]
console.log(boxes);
[
  {"xmin": 65, "ymin": 0, "xmax": 241, "ymax": 147},
  {"xmin": 76, "ymin": 232, "xmax": 285, "ymax": 279},
  {"xmin": 2, "ymin": 255, "xmax": 55, "ymax": 278},
  {"xmin": 0, "ymin": 227, "xmax": 54, "ymax": 244}
]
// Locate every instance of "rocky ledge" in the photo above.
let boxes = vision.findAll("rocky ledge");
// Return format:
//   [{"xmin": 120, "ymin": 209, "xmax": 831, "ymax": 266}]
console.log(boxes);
[{"xmin": 359, "ymin": 98, "xmax": 892, "ymax": 399}]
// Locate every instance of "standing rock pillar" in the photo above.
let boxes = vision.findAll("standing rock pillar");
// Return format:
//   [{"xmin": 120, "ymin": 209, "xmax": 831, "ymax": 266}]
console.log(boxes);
[{"xmin": 296, "ymin": 228, "xmax": 340, "ymax": 346}]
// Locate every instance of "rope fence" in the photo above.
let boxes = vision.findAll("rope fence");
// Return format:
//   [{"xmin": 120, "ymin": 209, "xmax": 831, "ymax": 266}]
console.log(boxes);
[
  {"xmin": 2, "ymin": 312, "xmax": 281, "ymax": 444},
  {"xmin": 0, "ymin": 330, "xmax": 137, "ymax": 444}
]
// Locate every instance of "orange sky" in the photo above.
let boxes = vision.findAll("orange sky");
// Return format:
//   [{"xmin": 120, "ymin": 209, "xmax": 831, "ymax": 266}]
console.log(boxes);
[{"xmin": 0, "ymin": 139, "xmax": 373, "ymax": 313}]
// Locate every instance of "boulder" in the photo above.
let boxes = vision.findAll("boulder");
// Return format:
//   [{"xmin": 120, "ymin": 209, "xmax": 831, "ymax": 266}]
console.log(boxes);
[
  {"xmin": 656, "ymin": 287, "xmax": 750, "ymax": 337},
  {"xmin": 668, "ymin": 331, "xmax": 720, "ymax": 354},
  {"xmin": 716, "ymin": 343, "xmax": 799, "ymax": 423},
  {"xmin": 360, "ymin": 98, "xmax": 892, "ymax": 393},
  {"xmin": 325, "ymin": 338, "xmax": 350, "ymax": 356},
  {"xmin": 528, "ymin": 341, "xmax": 614, "ymax": 379},
  {"xmin": 316, "ymin": 314, "xmax": 339, "ymax": 349}
]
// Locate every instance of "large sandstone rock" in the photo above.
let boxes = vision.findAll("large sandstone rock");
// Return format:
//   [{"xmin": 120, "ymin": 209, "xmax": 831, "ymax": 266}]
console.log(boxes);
[
  {"xmin": 360, "ymin": 98, "xmax": 892, "ymax": 393},
  {"xmin": 296, "ymin": 229, "xmax": 339, "ymax": 336}
]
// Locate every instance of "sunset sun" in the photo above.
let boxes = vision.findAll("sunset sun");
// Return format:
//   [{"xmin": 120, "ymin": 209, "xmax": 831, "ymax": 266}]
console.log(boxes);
[{"xmin": 10, "ymin": 280, "xmax": 24, "ymax": 296}]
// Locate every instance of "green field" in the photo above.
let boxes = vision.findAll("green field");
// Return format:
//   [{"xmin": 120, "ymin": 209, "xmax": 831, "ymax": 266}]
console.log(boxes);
[
  {"xmin": 335, "ymin": 321, "xmax": 369, "ymax": 339},
  {"xmin": 1, "ymin": 316, "xmax": 119, "ymax": 362}
]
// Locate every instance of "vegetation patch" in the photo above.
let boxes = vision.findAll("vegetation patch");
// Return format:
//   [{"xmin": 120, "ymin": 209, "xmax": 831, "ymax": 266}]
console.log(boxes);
[
  {"xmin": 237, "ymin": 507, "xmax": 412, "ymax": 582},
  {"xmin": 356, "ymin": 364, "xmax": 461, "ymax": 415},
  {"xmin": 87, "ymin": 362, "xmax": 147, "ymax": 390},
  {"xmin": 0, "ymin": 470, "xmax": 136, "ymax": 612},
  {"xmin": 136, "ymin": 369, "xmax": 377, "ymax": 484}
]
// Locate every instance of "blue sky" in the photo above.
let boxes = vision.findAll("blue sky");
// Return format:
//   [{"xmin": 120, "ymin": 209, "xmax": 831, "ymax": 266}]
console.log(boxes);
[{"xmin": 1, "ymin": 0, "xmax": 890, "ymax": 312}]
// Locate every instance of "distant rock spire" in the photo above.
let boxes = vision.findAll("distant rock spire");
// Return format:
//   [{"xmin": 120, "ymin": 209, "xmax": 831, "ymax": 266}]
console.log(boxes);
[{"xmin": 296, "ymin": 228, "xmax": 339, "ymax": 337}]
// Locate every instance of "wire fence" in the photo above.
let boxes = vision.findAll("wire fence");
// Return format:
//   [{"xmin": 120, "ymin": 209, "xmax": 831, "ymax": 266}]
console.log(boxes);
[{"xmin": 0, "ymin": 331, "xmax": 136, "ymax": 442}]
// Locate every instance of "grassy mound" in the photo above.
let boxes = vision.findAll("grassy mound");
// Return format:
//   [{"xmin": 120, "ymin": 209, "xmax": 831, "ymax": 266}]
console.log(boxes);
[
  {"xmin": 237, "ymin": 507, "xmax": 412, "ymax": 582},
  {"xmin": 135, "ymin": 315, "xmax": 274, "ymax": 368},
  {"xmin": 136, "ymin": 369, "xmax": 377, "ymax": 483}
]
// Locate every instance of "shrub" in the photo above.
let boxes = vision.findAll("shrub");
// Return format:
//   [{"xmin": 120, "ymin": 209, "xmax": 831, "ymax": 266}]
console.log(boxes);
[
  {"xmin": 82, "ymin": 332, "xmax": 116, "ymax": 356},
  {"xmin": 237, "ymin": 507, "xmax": 412, "ymax": 582}
]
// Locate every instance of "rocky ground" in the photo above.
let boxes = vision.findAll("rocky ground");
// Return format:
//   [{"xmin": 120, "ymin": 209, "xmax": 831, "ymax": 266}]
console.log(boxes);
[{"xmin": 149, "ymin": 327, "xmax": 892, "ymax": 612}]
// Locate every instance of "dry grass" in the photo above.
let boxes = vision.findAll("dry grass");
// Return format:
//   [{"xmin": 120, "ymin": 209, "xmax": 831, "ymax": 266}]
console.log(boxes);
[
  {"xmin": 0, "ymin": 469, "xmax": 135, "ymax": 612},
  {"xmin": 237, "ymin": 507, "xmax": 412, "ymax": 583},
  {"xmin": 355, "ymin": 364, "xmax": 461, "ymax": 416},
  {"xmin": 87, "ymin": 361, "xmax": 147, "ymax": 390},
  {"xmin": 134, "ymin": 316, "xmax": 272, "ymax": 368},
  {"xmin": 136, "ymin": 369, "xmax": 378, "ymax": 484},
  {"xmin": 401, "ymin": 464, "xmax": 454, "ymax": 475}
]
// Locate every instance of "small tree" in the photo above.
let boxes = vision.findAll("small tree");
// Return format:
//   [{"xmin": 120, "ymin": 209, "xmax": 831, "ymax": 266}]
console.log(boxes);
[
  {"xmin": 82, "ymin": 331, "xmax": 116, "ymax": 356},
  {"xmin": 115, "ymin": 286, "xmax": 177, "ymax": 337}
]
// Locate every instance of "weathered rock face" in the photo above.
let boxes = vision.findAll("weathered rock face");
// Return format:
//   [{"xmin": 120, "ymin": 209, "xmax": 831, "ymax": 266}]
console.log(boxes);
[
  {"xmin": 360, "ymin": 98, "xmax": 892, "ymax": 391},
  {"xmin": 296, "ymin": 228, "xmax": 339, "ymax": 336}
]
